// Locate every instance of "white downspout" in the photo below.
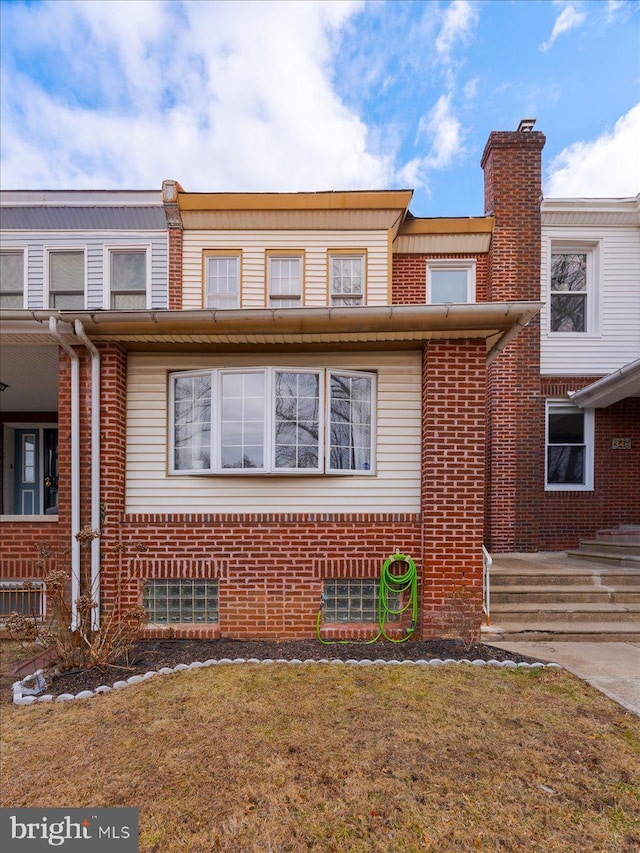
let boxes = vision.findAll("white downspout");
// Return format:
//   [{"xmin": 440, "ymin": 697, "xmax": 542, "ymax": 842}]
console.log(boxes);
[
  {"xmin": 74, "ymin": 320, "xmax": 101, "ymax": 630},
  {"xmin": 49, "ymin": 317, "xmax": 81, "ymax": 629}
]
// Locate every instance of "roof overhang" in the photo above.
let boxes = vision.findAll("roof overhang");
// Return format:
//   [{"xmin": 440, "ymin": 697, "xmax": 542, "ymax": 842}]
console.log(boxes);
[
  {"xmin": 394, "ymin": 216, "xmax": 494, "ymax": 254},
  {"xmin": 568, "ymin": 358, "xmax": 640, "ymax": 408},
  {"xmin": 176, "ymin": 189, "xmax": 414, "ymax": 236},
  {"xmin": 0, "ymin": 302, "xmax": 542, "ymax": 363}
]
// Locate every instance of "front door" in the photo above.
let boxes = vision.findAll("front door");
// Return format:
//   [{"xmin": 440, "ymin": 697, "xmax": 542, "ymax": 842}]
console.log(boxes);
[{"xmin": 13, "ymin": 428, "xmax": 58, "ymax": 515}]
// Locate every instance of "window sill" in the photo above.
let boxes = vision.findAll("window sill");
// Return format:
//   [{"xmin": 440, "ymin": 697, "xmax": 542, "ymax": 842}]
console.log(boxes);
[
  {"xmin": 544, "ymin": 485, "xmax": 594, "ymax": 493},
  {"xmin": 0, "ymin": 514, "xmax": 59, "ymax": 522}
]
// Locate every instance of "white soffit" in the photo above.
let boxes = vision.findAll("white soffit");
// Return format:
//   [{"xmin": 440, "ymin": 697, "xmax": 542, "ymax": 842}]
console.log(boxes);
[{"xmin": 0, "ymin": 344, "xmax": 59, "ymax": 412}]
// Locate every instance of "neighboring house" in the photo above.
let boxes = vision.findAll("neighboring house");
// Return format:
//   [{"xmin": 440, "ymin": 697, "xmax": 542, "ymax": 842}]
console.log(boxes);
[{"xmin": 7, "ymin": 122, "xmax": 630, "ymax": 641}]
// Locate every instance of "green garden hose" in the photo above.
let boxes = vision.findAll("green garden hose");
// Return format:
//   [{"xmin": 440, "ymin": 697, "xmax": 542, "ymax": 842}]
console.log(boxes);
[{"xmin": 316, "ymin": 553, "xmax": 418, "ymax": 645}]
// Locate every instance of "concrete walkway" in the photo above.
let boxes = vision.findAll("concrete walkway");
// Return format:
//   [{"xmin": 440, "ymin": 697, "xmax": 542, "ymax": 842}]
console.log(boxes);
[{"xmin": 489, "ymin": 640, "xmax": 640, "ymax": 718}]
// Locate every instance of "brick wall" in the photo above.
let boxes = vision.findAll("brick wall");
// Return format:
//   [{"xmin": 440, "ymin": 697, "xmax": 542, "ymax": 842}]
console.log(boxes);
[
  {"xmin": 537, "ymin": 380, "xmax": 640, "ymax": 549},
  {"xmin": 482, "ymin": 129, "xmax": 545, "ymax": 552},
  {"xmin": 392, "ymin": 253, "xmax": 489, "ymax": 304},
  {"xmin": 90, "ymin": 340, "xmax": 489, "ymax": 640},
  {"xmin": 168, "ymin": 227, "xmax": 183, "ymax": 309}
]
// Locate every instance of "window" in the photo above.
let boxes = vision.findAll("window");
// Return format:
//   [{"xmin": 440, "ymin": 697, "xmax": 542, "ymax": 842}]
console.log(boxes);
[
  {"xmin": 323, "ymin": 579, "xmax": 399, "ymax": 623},
  {"xmin": 169, "ymin": 368, "xmax": 375, "ymax": 475},
  {"xmin": 0, "ymin": 581, "xmax": 44, "ymax": 622},
  {"xmin": 109, "ymin": 249, "xmax": 147, "ymax": 309},
  {"xmin": 268, "ymin": 255, "xmax": 302, "ymax": 307},
  {"xmin": 49, "ymin": 251, "xmax": 84, "ymax": 309},
  {"xmin": 329, "ymin": 254, "xmax": 365, "ymax": 306},
  {"xmin": 0, "ymin": 251, "xmax": 25, "ymax": 309},
  {"xmin": 426, "ymin": 259, "xmax": 476, "ymax": 304},
  {"xmin": 548, "ymin": 242, "xmax": 599, "ymax": 334},
  {"xmin": 143, "ymin": 579, "xmax": 219, "ymax": 624},
  {"xmin": 205, "ymin": 254, "xmax": 240, "ymax": 309},
  {"xmin": 545, "ymin": 401, "xmax": 594, "ymax": 490}
]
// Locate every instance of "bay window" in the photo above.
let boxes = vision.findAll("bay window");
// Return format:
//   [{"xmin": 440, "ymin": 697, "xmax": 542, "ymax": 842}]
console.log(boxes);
[{"xmin": 169, "ymin": 368, "xmax": 375, "ymax": 475}]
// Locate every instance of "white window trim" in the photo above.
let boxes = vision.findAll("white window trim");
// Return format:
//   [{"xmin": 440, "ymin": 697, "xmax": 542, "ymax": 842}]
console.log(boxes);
[
  {"xmin": 0, "ymin": 247, "xmax": 28, "ymax": 309},
  {"xmin": 329, "ymin": 253, "xmax": 366, "ymax": 306},
  {"xmin": 44, "ymin": 247, "xmax": 87, "ymax": 310},
  {"xmin": 545, "ymin": 399, "xmax": 594, "ymax": 491},
  {"xmin": 103, "ymin": 245, "xmax": 151, "ymax": 310},
  {"xmin": 426, "ymin": 258, "xmax": 476, "ymax": 304},
  {"xmin": 169, "ymin": 367, "xmax": 376, "ymax": 476},
  {"xmin": 267, "ymin": 254, "xmax": 304, "ymax": 308},
  {"xmin": 546, "ymin": 239, "xmax": 601, "ymax": 338},
  {"xmin": 204, "ymin": 253, "xmax": 241, "ymax": 309}
]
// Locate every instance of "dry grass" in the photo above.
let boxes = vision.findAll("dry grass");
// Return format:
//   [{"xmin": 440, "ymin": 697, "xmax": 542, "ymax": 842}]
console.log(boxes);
[{"xmin": 1, "ymin": 663, "xmax": 639, "ymax": 852}]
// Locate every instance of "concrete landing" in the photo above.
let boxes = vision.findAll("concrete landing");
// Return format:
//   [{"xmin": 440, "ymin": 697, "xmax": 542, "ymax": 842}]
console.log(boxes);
[{"xmin": 489, "ymin": 640, "xmax": 640, "ymax": 718}]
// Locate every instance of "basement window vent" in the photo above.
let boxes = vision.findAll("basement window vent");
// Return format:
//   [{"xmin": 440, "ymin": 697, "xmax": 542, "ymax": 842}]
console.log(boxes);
[
  {"xmin": 323, "ymin": 579, "xmax": 400, "ymax": 623},
  {"xmin": 0, "ymin": 581, "xmax": 44, "ymax": 622},
  {"xmin": 143, "ymin": 579, "xmax": 219, "ymax": 625}
]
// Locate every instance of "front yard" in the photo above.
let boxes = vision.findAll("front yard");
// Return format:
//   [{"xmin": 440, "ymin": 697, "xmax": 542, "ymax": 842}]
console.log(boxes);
[{"xmin": 1, "ymin": 662, "xmax": 639, "ymax": 852}]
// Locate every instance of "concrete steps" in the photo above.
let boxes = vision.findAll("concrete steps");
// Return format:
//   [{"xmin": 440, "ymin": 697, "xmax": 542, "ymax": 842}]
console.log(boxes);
[
  {"xmin": 488, "ymin": 549, "xmax": 640, "ymax": 642},
  {"xmin": 567, "ymin": 525, "xmax": 640, "ymax": 568}
]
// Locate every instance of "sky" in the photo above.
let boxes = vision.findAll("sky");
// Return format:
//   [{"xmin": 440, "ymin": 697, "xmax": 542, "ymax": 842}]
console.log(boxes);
[{"xmin": 0, "ymin": 0, "xmax": 639, "ymax": 217}]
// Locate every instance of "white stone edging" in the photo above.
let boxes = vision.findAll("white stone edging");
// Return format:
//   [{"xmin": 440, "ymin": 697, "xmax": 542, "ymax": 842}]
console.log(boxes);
[{"xmin": 12, "ymin": 657, "xmax": 562, "ymax": 705}]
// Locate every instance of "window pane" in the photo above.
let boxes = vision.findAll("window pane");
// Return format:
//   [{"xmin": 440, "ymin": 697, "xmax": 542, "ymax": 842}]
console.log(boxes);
[
  {"xmin": 329, "ymin": 373, "xmax": 373, "ymax": 471},
  {"xmin": 111, "ymin": 252, "xmax": 146, "ymax": 291},
  {"xmin": 330, "ymin": 256, "xmax": 363, "ymax": 304},
  {"xmin": 549, "ymin": 412, "xmax": 584, "ymax": 444},
  {"xmin": 221, "ymin": 372, "xmax": 265, "ymax": 469},
  {"xmin": 274, "ymin": 371, "xmax": 320, "ymax": 470},
  {"xmin": 50, "ymin": 252, "xmax": 84, "ymax": 292},
  {"xmin": 111, "ymin": 292, "xmax": 146, "ymax": 310},
  {"xmin": 0, "ymin": 252, "xmax": 23, "ymax": 295},
  {"xmin": 206, "ymin": 256, "xmax": 239, "ymax": 308},
  {"xmin": 548, "ymin": 446, "xmax": 585, "ymax": 484},
  {"xmin": 551, "ymin": 254, "xmax": 586, "ymax": 292},
  {"xmin": 0, "ymin": 293, "xmax": 24, "ymax": 309},
  {"xmin": 269, "ymin": 257, "xmax": 301, "ymax": 306},
  {"xmin": 173, "ymin": 374, "xmax": 212, "ymax": 471},
  {"xmin": 551, "ymin": 293, "xmax": 586, "ymax": 332},
  {"xmin": 51, "ymin": 293, "xmax": 85, "ymax": 309},
  {"xmin": 430, "ymin": 269, "xmax": 469, "ymax": 303}
]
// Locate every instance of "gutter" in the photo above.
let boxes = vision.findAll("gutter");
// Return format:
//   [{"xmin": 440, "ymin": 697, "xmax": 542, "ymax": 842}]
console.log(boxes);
[
  {"xmin": 48, "ymin": 318, "xmax": 81, "ymax": 630},
  {"xmin": 568, "ymin": 357, "xmax": 640, "ymax": 409},
  {"xmin": 73, "ymin": 320, "xmax": 101, "ymax": 629}
]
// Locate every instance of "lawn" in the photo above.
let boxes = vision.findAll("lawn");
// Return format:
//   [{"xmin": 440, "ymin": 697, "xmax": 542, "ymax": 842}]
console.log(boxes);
[{"xmin": 1, "ymin": 662, "xmax": 639, "ymax": 852}]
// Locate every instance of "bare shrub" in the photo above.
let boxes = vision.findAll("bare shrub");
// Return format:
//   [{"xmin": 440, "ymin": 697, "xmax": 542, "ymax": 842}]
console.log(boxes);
[
  {"xmin": 6, "ymin": 527, "xmax": 146, "ymax": 673},
  {"xmin": 437, "ymin": 584, "xmax": 482, "ymax": 651}
]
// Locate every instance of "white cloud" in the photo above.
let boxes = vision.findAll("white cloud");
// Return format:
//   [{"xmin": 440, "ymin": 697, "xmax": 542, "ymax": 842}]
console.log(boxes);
[
  {"xmin": 545, "ymin": 104, "xmax": 640, "ymax": 197},
  {"xmin": 540, "ymin": 4, "xmax": 587, "ymax": 52},
  {"xmin": 398, "ymin": 94, "xmax": 464, "ymax": 186},
  {"xmin": 435, "ymin": 1, "xmax": 479, "ymax": 65},
  {"xmin": 0, "ymin": 0, "xmax": 406, "ymax": 192}
]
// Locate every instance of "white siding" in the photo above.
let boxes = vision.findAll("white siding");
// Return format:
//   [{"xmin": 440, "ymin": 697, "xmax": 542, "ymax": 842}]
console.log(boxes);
[
  {"xmin": 3, "ymin": 230, "xmax": 168, "ymax": 310},
  {"xmin": 183, "ymin": 230, "xmax": 390, "ymax": 309},
  {"xmin": 541, "ymin": 223, "xmax": 640, "ymax": 375},
  {"xmin": 126, "ymin": 351, "xmax": 422, "ymax": 514}
]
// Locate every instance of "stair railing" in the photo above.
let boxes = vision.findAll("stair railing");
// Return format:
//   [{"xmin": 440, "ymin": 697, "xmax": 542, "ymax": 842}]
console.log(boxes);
[{"xmin": 482, "ymin": 545, "xmax": 492, "ymax": 626}]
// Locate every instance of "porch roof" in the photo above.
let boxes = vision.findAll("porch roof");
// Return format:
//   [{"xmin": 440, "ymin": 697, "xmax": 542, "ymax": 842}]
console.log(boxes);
[
  {"xmin": 0, "ymin": 302, "xmax": 542, "ymax": 364},
  {"xmin": 568, "ymin": 357, "xmax": 640, "ymax": 408}
]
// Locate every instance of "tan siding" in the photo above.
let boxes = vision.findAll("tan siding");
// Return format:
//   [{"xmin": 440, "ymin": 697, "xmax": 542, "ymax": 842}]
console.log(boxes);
[
  {"xmin": 126, "ymin": 351, "xmax": 422, "ymax": 513},
  {"xmin": 183, "ymin": 230, "xmax": 390, "ymax": 309}
]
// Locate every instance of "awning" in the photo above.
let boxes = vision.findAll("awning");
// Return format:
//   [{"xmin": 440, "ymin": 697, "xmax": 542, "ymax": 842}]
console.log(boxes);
[{"xmin": 568, "ymin": 357, "xmax": 640, "ymax": 408}]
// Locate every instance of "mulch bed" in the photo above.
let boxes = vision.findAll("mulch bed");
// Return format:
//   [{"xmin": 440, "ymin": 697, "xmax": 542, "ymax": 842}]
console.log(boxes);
[{"xmin": 15, "ymin": 637, "xmax": 544, "ymax": 700}]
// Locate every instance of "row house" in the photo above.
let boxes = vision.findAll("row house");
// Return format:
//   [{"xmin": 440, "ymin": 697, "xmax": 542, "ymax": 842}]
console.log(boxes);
[{"xmin": 1, "ymin": 122, "xmax": 636, "ymax": 639}]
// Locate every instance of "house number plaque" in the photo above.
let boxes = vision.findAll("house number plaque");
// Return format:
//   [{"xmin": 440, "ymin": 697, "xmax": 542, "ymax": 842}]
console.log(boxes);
[{"xmin": 611, "ymin": 438, "xmax": 632, "ymax": 449}]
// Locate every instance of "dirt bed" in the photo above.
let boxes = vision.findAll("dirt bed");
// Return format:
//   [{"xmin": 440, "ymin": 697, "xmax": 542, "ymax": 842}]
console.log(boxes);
[{"xmin": 9, "ymin": 637, "xmax": 544, "ymax": 700}]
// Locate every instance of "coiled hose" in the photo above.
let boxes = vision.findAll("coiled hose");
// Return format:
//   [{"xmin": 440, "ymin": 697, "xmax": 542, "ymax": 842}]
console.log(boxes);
[{"xmin": 316, "ymin": 553, "xmax": 418, "ymax": 645}]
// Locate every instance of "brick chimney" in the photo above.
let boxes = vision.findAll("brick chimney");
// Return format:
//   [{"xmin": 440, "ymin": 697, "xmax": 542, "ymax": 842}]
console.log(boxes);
[{"xmin": 482, "ymin": 121, "xmax": 545, "ymax": 552}]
